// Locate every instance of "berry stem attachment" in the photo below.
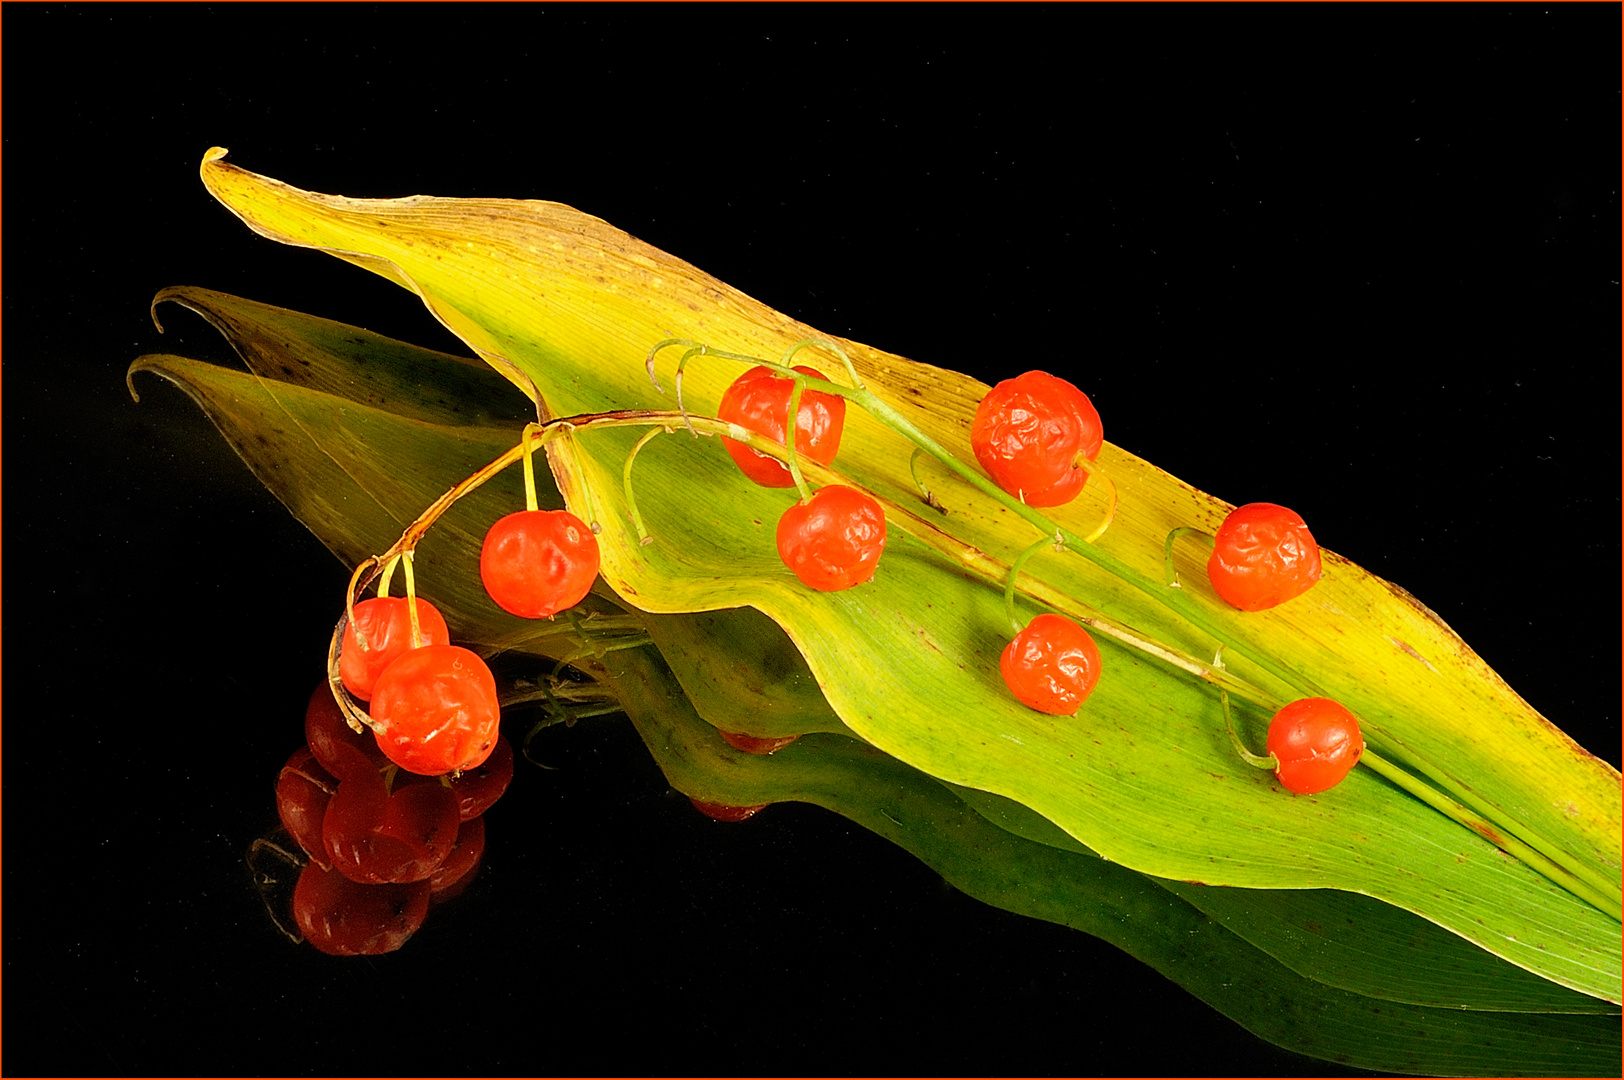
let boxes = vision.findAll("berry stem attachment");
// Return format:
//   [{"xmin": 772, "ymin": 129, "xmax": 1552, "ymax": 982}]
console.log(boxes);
[
  {"xmin": 1163, "ymin": 526, "xmax": 1214, "ymax": 589},
  {"xmin": 521, "ymin": 422, "xmax": 542, "ymax": 512},
  {"xmin": 781, "ymin": 376, "xmax": 813, "ymax": 502},
  {"xmin": 1220, "ymin": 691, "xmax": 1278, "ymax": 770},
  {"xmin": 909, "ymin": 449, "xmax": 948, "ymax": 514},
  {"xmin": 400, "ymin": 552, "xmax": 423, "ymax": 649},
  {"xmin": 1005, "ymin": 532, "xmax": 1065, "ymax": 636}
]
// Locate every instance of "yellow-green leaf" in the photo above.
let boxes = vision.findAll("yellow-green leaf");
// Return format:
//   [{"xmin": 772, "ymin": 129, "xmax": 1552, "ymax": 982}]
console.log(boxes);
[{"xmin": 195, "ymin": 149, "xmax": 1620, "ymax": 1001}]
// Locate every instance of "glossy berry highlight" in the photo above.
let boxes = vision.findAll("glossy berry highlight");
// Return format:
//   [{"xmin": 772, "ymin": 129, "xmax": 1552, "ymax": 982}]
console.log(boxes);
[
  {"xmin": 368, "ymin": 644, "xmax": 502, "ymax": 776},
  {"xmin": 971, "ymin": 371, "xmax": 1103, "ymax": 507},
  {"xmin": 1000, "ymin": 613, "xmax": 1103, "ymax": 715},
  {"xmin": 480, "ymin": 508, "xmax": 601, "ymax": 618},
  {"xmin": 1266, "ymin": 697, "xmax": 1364, "ymax": 794},
  {"xmin": 718, "ymin": 364, "xmax": 847, "ymax": 487},
  {"xmin": 775, "ymin": 484, "xmax": 887, "ymax": 592},
  {"xmin": 1207, "ymin": 502, "xmax": 1322, "ymax": 611}
]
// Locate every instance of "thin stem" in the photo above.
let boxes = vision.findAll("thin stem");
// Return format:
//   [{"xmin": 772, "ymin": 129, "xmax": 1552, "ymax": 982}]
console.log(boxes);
[
  {"xmin": 1163, "ymin": 526, "xmax": 1213, "ymax": 588},
  {"xmin": 401, "ymin": 552, "xmax": 423, "ymax": 649},
  {"xmin": 1358, "ymin": 749, "xmax": 1623, "ymax": 922},
  {"xmin": 1221, "ymin": 690, "xmax": 1277, "ymax": 770},
  {"xmin": 1005, "ymin": 533, "xmax": 1064, "ymax": 636},
  {"xmin": 622, "ymin": 426, "xmax": 670, "ymax": 544},
  {"xmin": 909, "ymin": 448, "xmax": 948, "ymax": 513},
  {"xmin": 782, "ymin": 375, "xmax": 813, "ymax": 501},
  {"xmin": 521, "ymin": 422, "xmax": 541, "ymax": 512}
]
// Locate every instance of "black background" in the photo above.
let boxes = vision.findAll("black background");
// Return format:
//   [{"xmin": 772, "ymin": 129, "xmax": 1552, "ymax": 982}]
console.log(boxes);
[{"xmin": 5, "ymin": 5, "xmax": 1618, "ymax": 1077}]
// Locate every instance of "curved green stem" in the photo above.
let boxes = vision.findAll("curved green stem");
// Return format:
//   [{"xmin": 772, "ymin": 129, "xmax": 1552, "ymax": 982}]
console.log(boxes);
[
  {"xmin": 622, "ymin": 426, "xmax": 670, "ymax": 544},
  {"xmin": 1005, "ymin": 533, "xmax": 1064, "ymax": 636},
  {"xmin": 1221, "ymin": 690, "xmax": 1278, "ymax": 770},
  {"xmin": 1163, "ymin": 526, "xmax": 1213, "ymax": 588}
]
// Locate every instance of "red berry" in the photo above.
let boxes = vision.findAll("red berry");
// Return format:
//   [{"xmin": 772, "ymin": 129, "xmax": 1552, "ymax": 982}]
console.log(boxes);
[
  {"xmin": 971, "ymin": 371, "xmax": 1102, "ymax": 507},
  {"xmin": 775, "ymin": 485, "xmax": 887, "ymax": 592},
  {"xmin": 369, "ymin": 645, "xmax": 502, "ymax": 776},
  {"xmin": 1266, "ymin": 698, "xmax": 1364, "ymax": 794},
  {"xmin": 689, "ymin": 798, "xmax": 769, "ymax": 822},
  {"xmin": 480, "ymin": 509, "xmax": 600, "ymax": 618},
  {"xmin": 719, "ymin": 730, "xmax": 800, "ymax": 755},
  {"xmin": 718, "ymin": 364, "xmax": 847, "ymax": 487},
  {"xmin": 292, "ymin": 860, "xmax": 431, "ymax": 956},
  {"xmin": 339, "ymin": 596, "xmax": 450, "ymax": 700},
  {"xmin": 304, "ymin": 681, "xmax": 389, "ymax": 780},
  {"xmin": 1000, "ymin": 613, "xmax": 1103, "ymax": 715},
  {"xmin": 321, "ymin": 767, "xmax": 462, "ymax": 885},
  {"xmin": 1207, "ymin": 502, "xmax": 1322, "ymax": 611}
]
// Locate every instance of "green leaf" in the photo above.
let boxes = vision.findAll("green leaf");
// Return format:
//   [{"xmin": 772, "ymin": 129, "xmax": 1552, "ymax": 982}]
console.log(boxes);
[
  {"xmin": 128, "ymin": 287, "xmax": 1619, "ymax": 1071},
  {"xmin": 603, "ymin": 642, "xmax": 1622, "ymax": 1076},
  {"xmin": 194, "ymin": 148, "xmax": 1620, "ymax": 1000}
]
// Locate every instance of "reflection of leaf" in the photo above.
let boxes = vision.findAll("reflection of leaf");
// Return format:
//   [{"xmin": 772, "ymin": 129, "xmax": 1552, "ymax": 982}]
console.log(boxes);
[
  {"xmin": 128, "ymin": 289, "xmax": 1619, "ymax": 1072},
  {"xmin": 196, "ymin": 148, "xmax": 1619, "ymax": 1000},
  {"xmin": 604, "ymin": 644, "xmax": 1620, "ymax": 1077}
]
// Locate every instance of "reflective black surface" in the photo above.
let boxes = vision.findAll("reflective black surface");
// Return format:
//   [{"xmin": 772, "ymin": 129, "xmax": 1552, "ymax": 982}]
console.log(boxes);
[{"xmin": 7, "ymin": 6, "xmax": 1617, "ymax": 1075}]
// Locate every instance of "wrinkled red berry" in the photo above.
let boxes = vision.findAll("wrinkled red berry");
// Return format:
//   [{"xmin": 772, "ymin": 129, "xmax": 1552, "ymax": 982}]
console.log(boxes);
[
  {"xmin": 480, "ymin": 509, "xmax": 600, "ymax": 618},
  {"xmin": 718, "ymin": 365, "xmax": 847, "ymax": 487},
  {"xmin": 775, "ymin": 485, "xmax": 887, "ymax": 592},
  {"xmin": 293, "ymin": 860, "xmax": 431, "ymax": 956},
  {"xmin": 1267, "ymin": 698, "xmax": 1364, "ymax": 794},
  {"xmin": 1000, "ymin": 613, "xmax": 1103, "ymax": 716},
  {"xmin": 1207, "ymin": 502, "xmax": 1322, "ymax": 611},
  {"xmin": 971, "ymin": 371, "xmax": 1102, "ymax": 507},
  {"xmin": 369, "ymin": 645, "xmax": 502, "ymax": 776},
  {"xmin": 339, "ymin": 596, "xmax": 450, "ymax": 700}
]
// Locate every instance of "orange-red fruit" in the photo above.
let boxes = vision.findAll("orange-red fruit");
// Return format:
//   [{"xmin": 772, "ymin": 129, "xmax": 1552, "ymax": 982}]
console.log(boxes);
[
  {"xmin": 339, "ymin": 596, "xmax": 451, "ymax": 700},
  {"xmin": 1000, "ymin": 613, "xmax": 1103, "ymax": 715},
  {"xmin": 1266, "ymin": 698, "xmax": 1364, "ymax": 794},
  {"xmin": 368, "ymin": 645, "xmax": 502, "ymax": 776},
  {"xmin": 971, "ymin": 371, "xmax": 1103, "ymax": 507},
  {"xmin": 775, "ymin": 485, "xmax": 887, "ymax": 592},
  {"xmin": 718, "ymin": 365, "xmax": 847, "ymax": 487},
  {"xmin": 480, "ymin": 509, "xmax": 600, "ymax": 618},
  {"xmin": 1207, "ymin": 502, "xmax": 1322, "ymax": 611}
]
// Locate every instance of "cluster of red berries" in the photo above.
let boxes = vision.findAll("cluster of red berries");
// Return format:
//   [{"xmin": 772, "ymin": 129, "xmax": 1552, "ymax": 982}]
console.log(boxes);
[
  {"xmin": 717, "ymin": 364, "xmax": 887, "ymax": 592},
  {"xmin": 276, "ymin": 684, "xmax": 513, "ymax": 955},
  {"xmin": 960, "ymin": 368, "xmax": 1355, "ymax": 795}
]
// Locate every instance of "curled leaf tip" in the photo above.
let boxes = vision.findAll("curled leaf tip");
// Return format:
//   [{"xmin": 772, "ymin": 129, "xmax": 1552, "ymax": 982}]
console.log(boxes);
[{"xmin": 203, "ymin": 146, "xmax": 230, "ymax": 165}]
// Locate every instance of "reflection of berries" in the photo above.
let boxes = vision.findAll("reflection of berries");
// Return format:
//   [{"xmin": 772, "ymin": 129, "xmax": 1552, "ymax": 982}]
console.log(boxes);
[
  {"xmin": 446, "ymin": 735, "xmax": 514, "ymax": 821},
  {"xmin": 293, "ymin": 860, "xmax": 432, "ymax": 956},
  {"xmin": 340, "ymin": 596, "xmax": 450, "ymax": 700},
  {"xmin": 369, "ymin": 645, "xmax": 501, "ymax": 775},
  {"xmin": 971, "ymin": 371, "xmax": 1102, "ymax": 507},
  {"xmin": 276, "ymin": 747, "xmax": 337, "ymax": 869},
  {"xmin": 718, "ymin": 365, "xmax": 847, "ymax": 487},
  {"xmin": 689, "ymin": 798, "xmax": 769, "ymax": 822},
  {"xmin": 429, "ymin": 814, "xmax": 486, "ymax": 897},
  {"xmin": 304, "ymin": 682, "xmax": 389, "ymax": 781},
  {"xmin": 719, "ymin": 730, "xmax": 799, "ymax": 755},
  {"xmin": 480, "ymin": 509, "xmax": 600, "ymax": 618},
  {"xmin": 321, "ymin": 768, "xmax": 461, "ymax": 885}
]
